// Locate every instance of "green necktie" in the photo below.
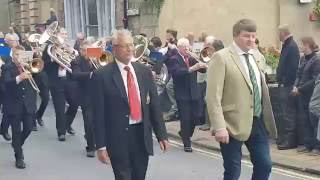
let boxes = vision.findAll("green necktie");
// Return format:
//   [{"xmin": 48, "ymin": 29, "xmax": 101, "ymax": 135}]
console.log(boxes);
[{"xmin": 243, "ymin": 53, "xmax": 262, "ymax": 117}]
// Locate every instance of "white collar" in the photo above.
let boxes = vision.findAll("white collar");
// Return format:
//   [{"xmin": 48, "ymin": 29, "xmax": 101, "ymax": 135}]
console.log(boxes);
[
  {"xmin": 232, "ymin": 41, "xmax": 254, "ymax": 56},
  {"xmin": 115, "ymin": 58, "xmax": 134, "ymax": 71}
]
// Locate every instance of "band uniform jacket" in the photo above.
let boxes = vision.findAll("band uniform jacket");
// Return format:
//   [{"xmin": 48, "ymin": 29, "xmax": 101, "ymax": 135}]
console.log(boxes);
[
  {"xmin": 166, "ymin": 53, "xmax": 206, "ymax": 100},
  {"xmin": 71, "ymin": 56, "xmax": 95, "ymax": 107},
  {"xmin": 91, "ymin": 61, "xmax": 168, "ymax": 157},
  {"xmin": 1, "ymin": 61, "xmax": 36, "ymax": 115}
]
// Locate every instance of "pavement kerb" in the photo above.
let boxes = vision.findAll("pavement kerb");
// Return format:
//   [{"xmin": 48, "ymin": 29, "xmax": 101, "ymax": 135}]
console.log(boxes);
[{"xmin": 167, "ymin": 132, "xmax": 320, "ymax": 176}]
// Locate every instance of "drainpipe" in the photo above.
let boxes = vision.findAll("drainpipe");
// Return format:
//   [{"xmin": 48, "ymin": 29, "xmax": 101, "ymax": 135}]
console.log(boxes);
[{"xmin": 123, "ymin": 0, "xmax": 128, "ymax": 29}]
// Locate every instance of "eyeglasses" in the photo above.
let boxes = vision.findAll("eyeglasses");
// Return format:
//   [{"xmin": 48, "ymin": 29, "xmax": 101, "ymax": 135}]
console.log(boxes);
[{"xmin": 113, "ymin": 43, "xmax": 134, "ymax": 49}]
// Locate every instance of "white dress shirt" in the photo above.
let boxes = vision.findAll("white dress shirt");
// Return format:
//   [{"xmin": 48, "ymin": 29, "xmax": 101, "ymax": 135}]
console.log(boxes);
[
  {"xmin": 232, "ymin": 42, "xmax": 262, "ymax": 98},
  {"xmin": 115, "ymin": 58, "xmax": 142, "ymax": 124},
  {"xmin": 58, "ymin": 68, "xmax": 67, "ymax": 77}
]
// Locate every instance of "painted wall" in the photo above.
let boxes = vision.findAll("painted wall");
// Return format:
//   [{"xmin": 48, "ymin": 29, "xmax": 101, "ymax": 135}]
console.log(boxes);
[
  {"xmin": 158, "ymin": 0, "xmax": 320, "ymax": 48},
  {"xmin": 158, "ymin": 0, "xmax": 279, "ymax": 47}
]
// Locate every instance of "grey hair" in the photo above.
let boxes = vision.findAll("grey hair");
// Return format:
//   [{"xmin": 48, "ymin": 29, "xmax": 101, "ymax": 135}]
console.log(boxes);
[
  {"xmin": 205, "ymin": 36, "xmax": 216, "ymax": 46},
  {"xmin": 177, "ymin": 38, "xmax": 190, "ymax": 47},
  {"xmin": 111, "ymin": 29, "xmax": 132, "ymax": 45},
  {"xmin": 278, "ymin": 24, "xmax": 291, "ymax": 35}
]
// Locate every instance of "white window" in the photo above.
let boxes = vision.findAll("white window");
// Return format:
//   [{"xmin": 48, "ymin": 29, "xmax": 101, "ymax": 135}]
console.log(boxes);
[{"xmin": 64, "ymin": 0, "xmax": 115, "ymax": 39}]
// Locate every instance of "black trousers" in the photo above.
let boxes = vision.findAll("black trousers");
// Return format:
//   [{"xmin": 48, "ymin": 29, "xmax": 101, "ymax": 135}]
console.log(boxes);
[
  {"xmin": 50, "ymin": 78, "xmax": 79, "ymax": 135},
  {"xmin": 81, "ymin": 105, "xmax": 95, "ymax": 151},
  {"xmin": 198, "ymin": 82, "xmax": 207, "ymax": 125},
  {"xmin": 176, "ymin": 99, "xmax": 202, "ymax": 147},
  {"xmin": 0, "ymin": 113, "xmax": 10, "ymax": 133},
  {"xmin": 110, "ymin": 124, "xmax": 149, "ymax": 180},
  {"xmin": 9, "ymin": 108, "xmax": 34, "ymax": 160},
  {"xmin": 278, "ymin": 86, "xmax": 303, "ymax": 145},
  {"xmin": 35, "ymin": 87, "xmax": 49, "ymax": 120}
]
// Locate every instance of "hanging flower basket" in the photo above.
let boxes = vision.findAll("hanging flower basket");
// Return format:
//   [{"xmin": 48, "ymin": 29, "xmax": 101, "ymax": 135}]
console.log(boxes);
[
  {"xmin": 309, "ymin": 11, "xmax": 319, "ymax": 21},
  {"xmin": 311, "ymin": 0, "xmax": 320, "ymax": 22}
]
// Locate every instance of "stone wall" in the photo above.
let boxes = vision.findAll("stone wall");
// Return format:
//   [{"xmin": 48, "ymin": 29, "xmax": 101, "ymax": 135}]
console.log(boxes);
[{"xmin": 115, "ymin": 0, "xmax": 159, "ymax": 36}]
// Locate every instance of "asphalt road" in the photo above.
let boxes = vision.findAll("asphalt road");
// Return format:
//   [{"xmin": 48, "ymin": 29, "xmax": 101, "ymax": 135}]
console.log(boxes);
[{"xmin": 0, "ymin": 101, "xmax": 319, "ymax": 180}]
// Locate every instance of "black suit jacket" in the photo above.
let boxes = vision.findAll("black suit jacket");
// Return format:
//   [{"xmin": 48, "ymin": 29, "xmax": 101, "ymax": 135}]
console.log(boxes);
[
  {"xmin": 71, "ymin": 56, "xmax": 95, "ymax": 107},
  {"xmin": 166, "ymin": 53, "xmax": 205, "ymax": 101},
  {"xmin": 294, "ymin": 53, "xmax": 320, "ymax": 101},
  {"xmin": 1, "ymin": 62, "xmax": 37, "ymax": 115},
  {"xmin": 277, "ymin": 36, "xmax": 300, "ymax": 86},
  {"xmin": 91, "ymin": 61, "xmax": 168, "ymax": 156},
  {"xmin": 43, "ymin": 44, "xmax": 73, "ymax": 89}
]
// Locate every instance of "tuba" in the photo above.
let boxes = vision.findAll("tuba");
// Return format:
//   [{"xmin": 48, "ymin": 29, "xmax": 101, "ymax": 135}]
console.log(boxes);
[
  {"xmin": 39, "ymin": 21, "xmax": 76, "ymax": 73},
  {"xmin": 132, "ymin": 35, "xmax": 170, "ymax": 94}
]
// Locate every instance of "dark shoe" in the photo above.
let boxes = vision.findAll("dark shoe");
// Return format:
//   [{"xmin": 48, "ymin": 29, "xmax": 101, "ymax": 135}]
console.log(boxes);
[
  {"xmin": 297, "ymin": 146, "xmax": 311, "ymax": 154},
  {"xmin": 58, "ymin": 135, "xmax": 66, "ymax": 142},
  {"xmin": 15, "ymin": 159, "xmax": 26, "ymax": 169},
  {"xmin": 0, "ymin": 131, "xmax": 11, "ymax": 141},
  {"xmin": 308, "ymin": 149, "xmax": 320, "ymax": 156},
  {"xmin": 37, "ymin": 118, "xmax": 44, "ymax": 127},
  {"xmin": 67, "ymin": 127, "xmax": 76, "ymax": 135},
  {"xmin": 277, "ymin": 143, "xmax": 296, "ymax": 150},
  {"xmin": 86, "ymin": 150, "xmax": 95, "ymax": 158},
  {"xmin": 184, "ymin": 146, "xmax": 193, "ymax": 153},
  {"xmin": 32, "ymin": 125, "xmax": 38, "ymax": 131}
]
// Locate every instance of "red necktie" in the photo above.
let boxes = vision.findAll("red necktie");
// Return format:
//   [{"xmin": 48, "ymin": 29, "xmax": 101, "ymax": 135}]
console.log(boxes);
[
  {"xmin": 184, "ymin": 55, "xmax": 190, "ymax": 68},
  {"xmin": 15, "ymin": 63, "xmax": 23, "ymax": 74},
  {"xmin": 124, "ymin": 66, "xmax": 142, "ymax": 121}
]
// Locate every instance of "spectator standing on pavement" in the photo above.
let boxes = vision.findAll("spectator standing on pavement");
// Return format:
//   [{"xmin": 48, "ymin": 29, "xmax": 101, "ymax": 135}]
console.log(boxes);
[
  {"xmin": 292, "ymin": 36, "xmax": 320, "ymax": 155},
  {"xmin": 276, "ymin": 24, "xmax": 301, "ymax": 150},
  {"xmin": 206, "ymin": 19, "xmax": 277, "ymax": 180}
]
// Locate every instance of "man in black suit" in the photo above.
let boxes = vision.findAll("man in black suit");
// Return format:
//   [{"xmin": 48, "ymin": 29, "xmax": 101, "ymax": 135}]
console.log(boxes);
[
  {"xmin": 33, "ymin": 70, "xmax": 49, "ymax": 129},
  {"xmin": 276, "ymin": 25, "xmax": 300, "ymax": 150},
  {"xmin": 92, "ymin": 29, "xmax": 169, "ymax": 180},
  {"xmin": 1, "ymin": 47, "xmax": 37, "ymax": 169},
  {"xmin": 42, "ymin": 27, "xmax": 79, "ymax": 141},
  {"xmin": 71, "ymin": 41, "xmax": 95, "ymax": 157},
  {"xmin": 166, "ymin": 38, "xmax": 207, "ymax": 152},
  {"xmin": 0, "ymin": 33, "xmax": 21, "ymax": 141}
]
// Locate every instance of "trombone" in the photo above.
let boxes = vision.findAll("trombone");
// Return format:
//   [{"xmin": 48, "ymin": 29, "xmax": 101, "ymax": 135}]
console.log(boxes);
[
  {"xmin": 86, "ymin": 47, "xmax": 113, "ymax": 69},
  {"xmin": 17, "ymin": 51, "xmax": 44, "ymax": 93},
  {"xmin": 186, "ymin": 46, "xmax": 214, "ymax": 63}
]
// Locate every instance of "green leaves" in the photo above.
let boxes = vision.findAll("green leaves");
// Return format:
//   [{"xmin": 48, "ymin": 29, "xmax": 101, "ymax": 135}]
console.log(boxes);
[{"xmin": 150, "ymin": 0, "xmax": 165, "ymax": 15}]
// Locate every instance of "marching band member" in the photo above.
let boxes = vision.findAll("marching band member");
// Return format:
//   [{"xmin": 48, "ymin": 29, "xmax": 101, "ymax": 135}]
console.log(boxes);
[
  {"xmin": 42, "ymin": 27, "xmax": 79, "ymax": 141},
  {"xmin": 1, "ymin": 46, "xmax": 37, "ymax": 169},
  {"xmin": 161, "ymin": 29, "xmax": 179, "ymax": 121},
  {"xmin": 92, "ymin": 29, "xmax": 168, "ymax": 180},
  {"xmin": 0, "ymin": 33, "xmax": 20, "ymax": 141},
  {"xmin": 166, "ymin": 38, "xmax": 207, "ymax": 152},
  {"xmin": 71, "ymin": 41, "xmax": 96, "ymax": 157}
]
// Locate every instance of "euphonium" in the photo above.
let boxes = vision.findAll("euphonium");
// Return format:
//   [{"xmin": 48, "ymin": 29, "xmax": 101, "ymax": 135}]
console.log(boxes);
[
  {"xmin": 39, "ymin": 21, "xmax": 76, "ymax": 72},
  {"xmin": 132, "ymin": 35, "xmax": 170, "ymax": 94}
]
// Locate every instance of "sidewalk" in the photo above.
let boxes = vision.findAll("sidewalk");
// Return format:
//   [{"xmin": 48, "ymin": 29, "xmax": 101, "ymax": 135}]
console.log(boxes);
[{"xmin": 165, "ymin": 121, "xmax": 320, "ymax": 175}]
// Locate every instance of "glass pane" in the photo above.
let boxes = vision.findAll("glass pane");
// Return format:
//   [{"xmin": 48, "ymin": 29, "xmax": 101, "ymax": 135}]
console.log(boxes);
[
  {"xmin": 88, "ymin": 27, "xmax": 98, "ymax": 37},
  {"xmin": 87, "ymin": 0, "xmax": 98, "ymax": 25}
]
